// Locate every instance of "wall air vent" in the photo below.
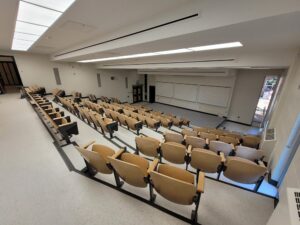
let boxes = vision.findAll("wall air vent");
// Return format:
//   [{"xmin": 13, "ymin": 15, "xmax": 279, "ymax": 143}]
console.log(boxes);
[{"xmin": 55, "ymin": 13, "xmax": 199, "ymax": 57}]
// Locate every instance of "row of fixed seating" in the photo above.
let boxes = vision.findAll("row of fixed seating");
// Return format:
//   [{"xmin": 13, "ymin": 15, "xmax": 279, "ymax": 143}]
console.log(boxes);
[
  {"xmin": 164, "ymin": 132, "xmax": 264, "ymax": 161},
  {"xmin": 58, "ymin": 97, "xmax": 118, "ymax": 138},
  {"xmin": 26, "ymin": 93, "xmax": 79, "ymax": 143},
  {"xmin": 76, "ymin": 141, "xmax": 205, "ymax": 223},
  {"xmin": 189, "ymin": 126, "xmax": 261, "ymax": 149},
  {"xmin": 25, "ymin": 85, "xmax": 46, "ymax": 95},
  {"xmin": 135, "ymin": 135, "xmax": 268, "ymax": 192}
]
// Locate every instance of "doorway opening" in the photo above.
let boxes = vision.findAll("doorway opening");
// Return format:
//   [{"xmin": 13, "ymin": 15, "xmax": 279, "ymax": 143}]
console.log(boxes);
[
  {"xmin": 252, "ymin": 75, "xmax": 279, "ymax": 127},
  {"xmin": 0, "ymin": 55, "xmax": 23, "ymax": 94}
]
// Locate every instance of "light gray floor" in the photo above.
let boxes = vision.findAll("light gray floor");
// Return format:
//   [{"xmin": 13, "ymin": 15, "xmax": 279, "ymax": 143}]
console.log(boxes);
[
  {"xmin": 0, "ymin": 93, "xmax": 275, "ymax": 225},
  {"xmin": 219, "ymin": 121, "xmax": 262, "ymax": 136}
]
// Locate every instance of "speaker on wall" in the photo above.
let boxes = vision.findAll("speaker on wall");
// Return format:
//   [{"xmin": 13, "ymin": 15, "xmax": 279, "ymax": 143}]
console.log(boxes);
[
  {"xmin": 97, "ymin": 73, "xmax": 101, "ymax": 87},
  {"xmin": 53, "ymin": 68, "xmax": 61, "ymax": 85}
]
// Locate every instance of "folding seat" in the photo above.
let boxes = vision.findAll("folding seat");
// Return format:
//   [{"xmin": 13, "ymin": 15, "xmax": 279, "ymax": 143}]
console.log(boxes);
[
  {"xmin": 242, "ymin": 135, "xmax": 261, "ymax": 149},
  {"xmin": 137, "ymin": 114, "xmax": 147, "ymax": 125},
  {"xmin": 75, "ymin": 141, "xmax": 115, "ymax": 176},
  {"xmin": 110, "ymin": 110, "xmax": 120, "ymax": 122},
  {"xmin": 209, "ymin": 140, "xmax": 235, "ymax": 156},
  {"xmin": 95, "ymin": 114, "xmax": 118, "ymax": 138},
  {"xmin": 103, "ymin": 108, "xmax": 113, "ymax": 119},
  {"xmin": 199, "ymin": 132, "xmax": 218, "ymax": 141},
  {"xmin": 152, "ymin": 115, "xmax": 172, "ymax": 129},
  {"xmin": 235, "ymin": 146, "xmax": 264, "ymax": 161},
  {"xmin": 108, "ymin": 149, "xmax": 159, "ymax": 192},
  {"xmin": 145, "ymin": 116, "xmax": 161, "ymax": 131},
  {"xmin": 117, "ymin": 113, "xmax": 127, "ymax": 126},
  {"xmin": 160, "ymin": 142, "xmax": 189, "ymax": 168},
  {"xmin": 185, "ymin": 136, "xmax": 207, "ymax": 150},
  {"xmin": 169, "ymin": 116, "xmax": 183, "ymax": 128},
  {"xmin": 149, "ymin": 164, "xmax": 205, "ymax": 223},
  {"xmin": 164, "ymin": 132, "xmax": 184, "ymax": 144},
  {"xmin": 181, "ymin": 128, "xmax": 198, "ymax": 137},
  {"xmin": 48, "ymin": 111, "xmax": 65, "ymax": 119},
  {"xmin": 88, "ymin": 94, "xmax": 97, "ymax": 103},
  {"xmin": 123, "ymin": 109, "xmax": 132, "ymax": 117},
  {"xmin": 208, "ymin": 128, "xmax": 227, "ymax": 136},
  {"xmin": 125, "ymin": 116, "xmax": 143, "ymax": 134},
  {"xmin": 223, "ymin": 157, "xmax": 268, "ymax": 191},
  {"xmin": 182, "ymin": 118, "xmax": 190, "ymax": 127},
  {"xmin": 193, "ymin": 126, "xmax": 209, "ymax": 134},
  {"xmin": 226, "ymin": 132, "xmax": 243, "ymax": 141},
  {"xmin": 219, "ymin": 135, "xmax": 240, "ymax": 146},
  {"xmin": 130, "ymin": 112, "xmax": 139, "ymax": 120},
  {"xmin": 53, "ymin": 116, "xmax": 79, "ymax": 141},
  {"xmin": 135, "ymin": 136, "xmax": 161, "ymax": 158}
]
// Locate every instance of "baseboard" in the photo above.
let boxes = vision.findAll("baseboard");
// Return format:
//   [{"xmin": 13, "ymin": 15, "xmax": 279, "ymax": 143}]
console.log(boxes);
[{"xmin": 154, "ymin": 102, "xmax": 220, "ymax": 117}]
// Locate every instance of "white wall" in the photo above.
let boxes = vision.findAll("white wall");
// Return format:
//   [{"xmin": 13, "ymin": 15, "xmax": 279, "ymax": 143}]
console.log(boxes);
[
  {"xmin": 228, "ymin": 69, "xmax": 283, "ymax": 125},
  {"xmin": 0, "ymin": 52, "xmax": 139, "ymax": 102},
  {"xmin": 266, "ymin": 53, "xmax": 300, "ymax": 225},
  {"xmin": 148, "ymin": 73, "xmax": 236, "ymax": 117}
]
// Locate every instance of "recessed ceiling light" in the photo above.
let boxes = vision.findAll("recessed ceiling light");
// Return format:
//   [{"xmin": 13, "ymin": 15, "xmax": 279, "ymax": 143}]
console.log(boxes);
[
  {"xmin": 12, "ymin": 39, "xmax": 34, "ymax": 51},
  {"xmin": 17, "ymin": 1, "xmax": 61, "ymax": 27},
  {"xmin": 78, "ymin": 42, "xmax": 243, "ymax": 63},
  {"xmin": 15, "ymin": 21, "xmax": 47, "ymax": 35},
  {"xmin": 14, "ymin": 32, "xmax": 40, "ymax": 42},
  {"xmin": 11, "ymin": 0, "xmax": 76, "ymax": 51},
  {"xmin": 24, "ymin": 0, "xmax": 76, "ymax": 12}
]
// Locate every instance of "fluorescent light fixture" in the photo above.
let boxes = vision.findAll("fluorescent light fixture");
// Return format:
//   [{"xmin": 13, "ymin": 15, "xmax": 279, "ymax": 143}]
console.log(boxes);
[
  {"xmin": 17, "ymin": 1, "xmax": 61, "ymax": 27},
  {"xmin": 78, "ymin": 42, "xmax": 243, "ymax": 63},
  {"xmin": 15, "ymin": 21, "xmax": 47, "ymax": 35},
  {"xmin": 12, "ymin": 39, "xmax": 34, "ymax": 51},
  {"xmin": 11, "ymin": 0, "xmax": 76, "ymax": 51},
  {"xmin": 188, "ymin": 42, "xmax": 243, "ymax": 51},
  {"xmin": 14, "ymin": 32, "xmax": 40, "ymax": 42},
  {"xmin": 25, "ymin": 0, "xmax": 76, "ymax": 12}
]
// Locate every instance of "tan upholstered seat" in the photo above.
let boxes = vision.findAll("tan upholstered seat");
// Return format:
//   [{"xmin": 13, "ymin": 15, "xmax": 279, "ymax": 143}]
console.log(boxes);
[
  {"xmin": 108, "ymin": 150, "xmax": 158, "ymax": 188},
  {"xmin": 219, "ymin": 135, "xmax": 240, "ymax": 146},
  {"xmin": 182, "ymin": 129, "xmax": 198, "ymax": 137},
  {"xmin": 125, "ymin": 116, "xmax": 143, "ymax": 134},
  {"xmin": 190, "ymin": 148, "xmax": 224, "ymax": 176},
  {"xmin": 199, "ymin": 132, "xmax": 218, "ymax": 141},
  {"xmin": 161, "ymin": 142, "xmax": 187, "ymax": 165},
  {"xmin": 135, "ymin": 136, "xmax": 161, "ymax": 157},
  {"xmin": 117, "ymin": 113, "xmax": 127, "ymax": 126},
  {"xmin": 185, "ymin": 136, "xmax": 206, "ymax": 149},
  {"xmin": 193, "ymin": 126, "xmax": 209, "ymax": 134},
  {"xmin": 209, "ymin": 140, "xmax": 234, "ymax": 156},
  {"xmin": 75, "ymin": 141, "xmax": 115, "ymax": 175},
  {"xmin": 226, "ymin": 132, "xmax": 243, "ymax": 140},
  {"xmin": 242, "ymin": 135, "xmax": 261, "ymax": 149},
  {"xmin": 145, "ymin": 116, "xmax": 160, "ymax": 131},
  {"xmin": 208, "ymin": 128, "xmax": 227, "ymax": 136},
  {"xmin": 164, "ymin": 132, "xmax": 184, "ymax": 144},
  {"xmin": 223, "ymin": 157, "xmax": 268, "ymax": 191},
  {"xmin": 150, "ymin": 164, "xmax": 205, "ymax": 223},
  {"xmin": 94, "ymin": 114, "xmax": 118, "ymax": 138},
  {"xmin": 235, "ymin": 145, "xmax": 264, "ymax": 161}
]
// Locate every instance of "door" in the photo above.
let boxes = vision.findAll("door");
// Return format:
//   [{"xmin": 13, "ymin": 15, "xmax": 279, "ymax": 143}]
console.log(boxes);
[{"xmin": 149, "ymin": 86, "xmax": 155, "ymax": 103}]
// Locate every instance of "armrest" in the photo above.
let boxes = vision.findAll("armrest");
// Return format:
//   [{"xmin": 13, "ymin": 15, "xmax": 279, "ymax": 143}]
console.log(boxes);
[
  {"xmin": 147, "ymin": 158, "xmax": 159, "ymax": 174},
  {"xmin": 111, "ymin": 148, "xmax": 126, "ymax": 159},
  {"xmin": 184, "ymin": 135, "xmax": 187, "ymax": 140},
  {"xmin": 231, "ymin": 144, "xmax": 236, "ymax": 151},
  {"xmin": 83, "ymin": 140, "xmax": 96, "ymax": 149},
  {"xmin": 220, "ymin": 152, "xmax": 226, "ymax": 163},
  {"xmin": 53, "ymin": 117, "xmax": 64, "ymax": 121},
  {"xmin": 258, "ymin": 160, "xmax": 266, "ymax": 167},
  {"xmin": 205, "ymin": 138, "xmax": 209, "ymax": 145},
  {"xmin": 187, "ymin": 145, "xmax": 192, "ymax": 154},
  {"xmin": 197, "ymin": 172, "xmax": 205, "ymax": 193}
]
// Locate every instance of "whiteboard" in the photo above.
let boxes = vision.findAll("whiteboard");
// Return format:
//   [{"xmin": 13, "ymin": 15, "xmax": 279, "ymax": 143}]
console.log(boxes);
[
  {"xmin": 174, "ymin": 84, "xmax": 198, "ymax": 101},
  {"xmin": 198, "ymin": 86, "xmax": 231, "ymax": 107},
  {"xmin": 156, "ymin": 82, "xmax": 173, "ymax": 97}
]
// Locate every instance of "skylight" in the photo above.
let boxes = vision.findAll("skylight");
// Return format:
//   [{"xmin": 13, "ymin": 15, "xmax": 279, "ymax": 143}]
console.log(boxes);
[
  {"xmin": 78, "ymin": 42, "xmax": 243, "ymax": 63},
  {"xmin": 12, "ymin": 0, "xmax": 76, "ymax": 51}
]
